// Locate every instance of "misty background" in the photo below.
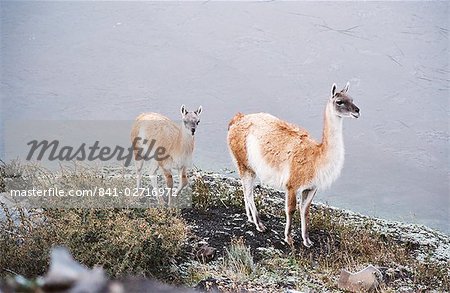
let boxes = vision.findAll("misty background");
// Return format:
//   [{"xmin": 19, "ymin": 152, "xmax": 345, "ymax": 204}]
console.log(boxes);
[{"xmin": 1, "ymin": 1, "xmax": 448, "ymax": 233}]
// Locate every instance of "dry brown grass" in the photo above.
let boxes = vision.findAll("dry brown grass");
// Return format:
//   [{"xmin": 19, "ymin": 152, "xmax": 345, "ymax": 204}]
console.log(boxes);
[
  {"xmin": 188, "ymin": 173, "xmax": 449, "ymax": 292},
  {"xmin": 223, "ymin": 237, "xmax": 256, "ymax": 282},
  {"xmin": 0, "ymin": 161, "xmax": 188, "ymax": 281},
  {"xmin": 293, "ymin": 206, "xmax": 449, "ymax": 290},
  {"xmin": 0, "ymin": 206, "xmax": 187, "ymax": 280},
  {"xmin": 1, "ymin": 163, "xmax": 448, "ymax": 291}
]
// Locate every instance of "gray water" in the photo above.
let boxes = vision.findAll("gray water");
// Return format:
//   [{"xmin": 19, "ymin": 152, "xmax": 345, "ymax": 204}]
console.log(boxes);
[{"xmin": 1, "ymin": 1, "xmax": 448, "ymax": 233}]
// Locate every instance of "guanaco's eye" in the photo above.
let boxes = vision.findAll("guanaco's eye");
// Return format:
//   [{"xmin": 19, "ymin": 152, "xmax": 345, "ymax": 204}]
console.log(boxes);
[
  {"xmin": 196, "ymin": 121, "xmax": 200, "ymax": 125},
  {"xmin": 336, "ymin": 100, "xmax": 344, "ymax": 106}
]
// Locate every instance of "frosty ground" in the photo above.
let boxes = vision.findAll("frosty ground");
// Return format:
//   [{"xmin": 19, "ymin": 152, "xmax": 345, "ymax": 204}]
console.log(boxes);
[{"xmin": 1, "ymin": 164, "xmax": 448, "ymax": 292}]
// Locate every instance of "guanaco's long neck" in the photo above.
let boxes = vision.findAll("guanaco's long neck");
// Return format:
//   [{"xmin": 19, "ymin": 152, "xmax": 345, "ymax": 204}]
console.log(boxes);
[
  {"xmin": 319, "ymin": 102, "xmax": 344, "ymax": 164},
  {"xmin": 178, "ymin": 122, "xmax": 194, "ymax": 153}
]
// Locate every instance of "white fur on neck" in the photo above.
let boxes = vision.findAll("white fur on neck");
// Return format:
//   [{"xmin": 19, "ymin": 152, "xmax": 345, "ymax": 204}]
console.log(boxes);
[
  {"xmin": 180, "ymin": 122, "xmax": 193, "ymax": 139},
  {"xmin": 313, "ymin": 103, "xmax": 345, "ymax": 190},
  {"xmin": 176, "ymin": 123, "xmax": 194, "ymax": 168}
]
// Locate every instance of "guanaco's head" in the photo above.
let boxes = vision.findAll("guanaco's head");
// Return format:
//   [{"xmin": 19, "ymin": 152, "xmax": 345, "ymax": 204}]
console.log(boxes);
[
  {"xmin": 181, "ymin": 105, "xmax": 203, "ymax": 135},
  {"xmin": 330, "ymin": 82, "xmax": 360, "ymax": 118}
]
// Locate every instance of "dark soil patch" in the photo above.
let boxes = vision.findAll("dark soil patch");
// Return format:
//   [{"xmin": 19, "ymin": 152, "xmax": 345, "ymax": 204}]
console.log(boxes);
[
  {"xmin": 181, "ymin": 205, "xmax": 287, "ymax": 259},
  {"xmin": 180, "ymin": 205, "xmax": 334, "ymax": 261}
]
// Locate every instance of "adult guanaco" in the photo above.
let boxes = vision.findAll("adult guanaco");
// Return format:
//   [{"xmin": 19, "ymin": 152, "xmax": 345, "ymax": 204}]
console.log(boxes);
[{"xmin": 227, "ymin": 83, "xmax": 360, "ymax": 247}]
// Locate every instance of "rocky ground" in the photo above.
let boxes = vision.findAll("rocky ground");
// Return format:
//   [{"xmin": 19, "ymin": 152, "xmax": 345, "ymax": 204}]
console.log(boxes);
[
  {"xmin": 175, "ymin": 171, "xmax": 450, "ymax": 292},
  {"xmin": 1, "ymin": 165, "xmax": 449, "ymax": 292}
]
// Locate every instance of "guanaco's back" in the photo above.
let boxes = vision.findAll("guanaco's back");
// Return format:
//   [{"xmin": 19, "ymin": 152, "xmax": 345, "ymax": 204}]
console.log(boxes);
[{"xmin": 227, "ymin": 112, "xmax": 319, "ymax": 190}]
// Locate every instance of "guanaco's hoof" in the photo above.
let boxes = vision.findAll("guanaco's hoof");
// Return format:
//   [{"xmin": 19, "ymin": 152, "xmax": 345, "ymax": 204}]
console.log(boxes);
[
  {"xmin": 284, "ymin": 236, "xmax": 293, "ymax": 246},
  {"xmin": 303, "ymin": 239, "xmax": 314, "ymax": 248},
  {"xmin": 256, "ymin": 222, "xmax": 266, "ymax": 232}
]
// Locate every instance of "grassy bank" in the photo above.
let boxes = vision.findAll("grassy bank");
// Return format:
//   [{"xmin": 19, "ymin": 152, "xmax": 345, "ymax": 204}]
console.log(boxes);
[
  {"xmin": 184, "ymin": 172, "xmax": 449, "ymax": 292},
  {"xmin": 0, "ymin": 162, "xmax": 449, "ymax": 292}
]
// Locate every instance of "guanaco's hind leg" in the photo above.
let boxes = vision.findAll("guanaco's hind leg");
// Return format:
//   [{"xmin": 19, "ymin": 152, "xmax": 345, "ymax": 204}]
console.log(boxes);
[
  {"xmin": 169, "ymin": 169, "xmax": 183, "ymax": 207},
  {"xmin": 241, "ymin": 172, "xmax": 254, "ymax": 223},
  {"xmin": 284, "ymin": 188, "xmax": 297, "ymax": 245},
  {"xmin": 174, "ymin": 167, "xmax": 188, "ymax": 195},
  {"xmin": 161, "ymin": 166, "xmax": 174, "ymax": 206},
  {"xmin": 300, "ymin": 188, "xmax": 317, "ymax": 247},
  {"xmin": 241, "ymin": 171, "xmax": 265, "ymax": 232},
  {"xmin": 135, "ymin": 156, "xmax": 144, "ymax": 189},
  {"xmin": 147, "ymin": 161, "xmax": 164, "ymax": 206}
]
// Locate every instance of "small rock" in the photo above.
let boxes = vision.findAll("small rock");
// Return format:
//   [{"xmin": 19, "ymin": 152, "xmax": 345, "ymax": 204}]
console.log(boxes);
[
  {"xmin": 338, "ymin": 265, "xmax": 382, "ymax": 292},
  {"xmin": 196, "ymin": 244, "xmax": 216, "ymax": 262},
  {"xmin": 215, "ymin": 231, "xmax": 230, "ymax": 235},
  {"xmin": 197, "ymin": 240, "xmax": 208, "ymax": 246},
  {"xmin": 42, "ymin": 246, "xmax": 107, "ymax": 293}
]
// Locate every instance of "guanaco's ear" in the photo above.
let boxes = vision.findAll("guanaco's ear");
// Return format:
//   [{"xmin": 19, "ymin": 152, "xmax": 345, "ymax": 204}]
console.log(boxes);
[
  {"xmin": 331, "ymin": 83, "xmax": 337, "ymax": 98},
  {"xmin": 342, "ymin": 82, "xmax": 350, "ymax": 93},
  {"xmin": 180, "ymin": 104, "xmax": 188, "ymax": 116},
  {"xmin": 194, "ymin": 105, "xmax": 203, "ymax": 116}
]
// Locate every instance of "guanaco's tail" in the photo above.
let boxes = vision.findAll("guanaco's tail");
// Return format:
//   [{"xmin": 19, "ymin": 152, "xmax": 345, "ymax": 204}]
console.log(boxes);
[
  {"xmin": 228, "ymin": 112, "xmax": 245, "ymax": 130},
  {"xmin": 135, "ymin": 113, "xmax": 148, "ymax": 121}
]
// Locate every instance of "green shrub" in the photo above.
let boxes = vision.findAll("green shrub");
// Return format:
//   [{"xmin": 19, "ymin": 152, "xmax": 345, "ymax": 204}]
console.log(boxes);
[{"xmin": 223, "ymin": 237, "xmax": 256, "ymax": 281}]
